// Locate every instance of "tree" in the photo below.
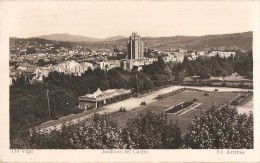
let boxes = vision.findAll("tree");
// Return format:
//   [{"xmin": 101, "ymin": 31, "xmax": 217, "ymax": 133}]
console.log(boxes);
[
  {"xmin": 27, "ymin": 47, "xmax": 37, "ymax": 54},
  {"xmin": 132, "ymin": 66, "xmax": 138, "ymax": 71},
  {"xmin": 125, "ymin": 111, "xmax": 182, "ymax": 149},
  {"xmin": 10, "ymin": 124, "xmax": 32, "ymax": 149},
  {"xmin": 152, "ymin": 74, "xmax": 168, "ymax": 86},
  {"xmin": 157, "ymin": 56, "xmax": 165, "ymax": 66},
  {"xmin": 183, "ymin": 106, "xmax": 253, "ymax": 149},
  {"xmin": 48, "ymin": 88, "xmax": 78, "ymax": 116},
  {"xmin": 199, "ymin": 66, "xmax": 210, "ymax": 79},
  {"xmin": 176, "ymin": 71, "xmax": 185, "ymax": 83},
  {"xmin": 143, "ymin": 76, "xmax": 154, "ymax": 90},
  {"xmin": 38, "ymin": 59, "xmax": 45, "ymax": 67},
  {"xmin": 30, "ymin": 114, "xmax": 125, "ymax": 149}
]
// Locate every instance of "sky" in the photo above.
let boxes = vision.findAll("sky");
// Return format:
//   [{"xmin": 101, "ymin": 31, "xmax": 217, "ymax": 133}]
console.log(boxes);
[{"xmin": 1, "ymin": 1, "xmax": 255, "ymax": 38}]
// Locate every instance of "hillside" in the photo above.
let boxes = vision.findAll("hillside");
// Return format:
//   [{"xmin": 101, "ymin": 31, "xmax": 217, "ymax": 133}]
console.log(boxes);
[
  {"xmin": 35, "ymin": 33, "xmax": 102, "ymax": 42},
  {"xmin": 103, "ymin": 35, "xmax": 126, "ymax": 42},
  {"xmin": 80, "ymin": 31, "xmax": 253, "ymax": 51},
  {"xmin": 12, "ymin": 31, "xmax": 253, "ymax": 52},
  {"xmin": 34, "ymin": 33, "xmax": 126, "ymax": 42}
]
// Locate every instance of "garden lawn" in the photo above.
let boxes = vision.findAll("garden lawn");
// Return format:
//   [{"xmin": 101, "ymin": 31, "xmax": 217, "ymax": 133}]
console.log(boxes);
[{"xmin": 112, "ymin": 90, "xmax": 241, "ymax": 133}]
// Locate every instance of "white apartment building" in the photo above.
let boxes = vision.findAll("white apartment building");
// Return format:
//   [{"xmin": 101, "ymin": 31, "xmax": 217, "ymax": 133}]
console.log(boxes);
[{"xmin": 208, "ymin": 51, "xmax": 236, "ymax": 58}]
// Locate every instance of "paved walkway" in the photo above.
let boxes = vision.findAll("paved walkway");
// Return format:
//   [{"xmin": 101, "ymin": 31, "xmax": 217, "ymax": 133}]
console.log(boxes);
[
  {"xmin": 237, "ymin": 99, "xmax": 253, "ymax": 115},
  {"xmin": 179, "ymin": 103, "xmax": 202, "ymax": 116}
]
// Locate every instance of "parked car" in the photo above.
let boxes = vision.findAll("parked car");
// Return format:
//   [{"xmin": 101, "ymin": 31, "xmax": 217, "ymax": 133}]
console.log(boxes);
[
  {"xmin": 193, "ymin": 98, "xmax": 198, "ymax": 102},
  {"xmin": 140, "ymin": 101, "xmax": 146, "ymax": 105},
  {"xmin": 119, "ymin": 106, "xmax": 126, "ymax": 112}
]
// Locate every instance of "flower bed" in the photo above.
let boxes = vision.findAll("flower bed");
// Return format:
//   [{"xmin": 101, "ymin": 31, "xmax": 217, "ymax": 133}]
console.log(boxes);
[
  {"xmin": 165, "ymin": 101, "xmax": 194, "ymax": 113},
  {"xmin": 231, "ymin": 92, "xmax": 252, "ymax": 106}
]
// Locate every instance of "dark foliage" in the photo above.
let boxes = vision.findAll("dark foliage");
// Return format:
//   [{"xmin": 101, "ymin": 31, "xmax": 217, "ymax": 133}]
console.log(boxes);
[
  {"xmin": 183, "ymin": 106, "xmax": 253, "ymax": 149},
  {"xmin": 166, "ymin": 101, "xmax": 194, "ymax": 113},
  {"xmin": 18, "ymin": 112, "xmax": 182, "ymax": 149},
  {"xmin": 29, "ymin": 114, "xmax": 125, "ymax": 149},
  {"xmin": 172, "ymin": 51, "xmax": 253, "ymax": 79},
  {"xmin": 125, "ymin": 111, "xmax": 182, "ymax": 149},
  {"xmin": 11, "ymin": 104, "xmax": 253, "ymax": 149}
]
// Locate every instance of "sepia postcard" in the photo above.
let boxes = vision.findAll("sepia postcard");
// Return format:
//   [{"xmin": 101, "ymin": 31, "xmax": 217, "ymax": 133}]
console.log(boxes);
[{"xmin": 0, "ymin": 0, "xmax": 260, "ymax": 162}]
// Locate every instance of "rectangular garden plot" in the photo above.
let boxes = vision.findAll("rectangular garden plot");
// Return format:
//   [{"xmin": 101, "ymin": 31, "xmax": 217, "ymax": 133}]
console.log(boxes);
[{"xmin": 112, "ymin": 90, "xmax": 242, "ymax": 133}]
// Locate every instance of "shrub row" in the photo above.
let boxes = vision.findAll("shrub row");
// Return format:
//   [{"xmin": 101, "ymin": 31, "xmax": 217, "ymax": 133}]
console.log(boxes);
[{"xmin": 165, "ymin": 101, "xmax": 194, "ymax": 113}]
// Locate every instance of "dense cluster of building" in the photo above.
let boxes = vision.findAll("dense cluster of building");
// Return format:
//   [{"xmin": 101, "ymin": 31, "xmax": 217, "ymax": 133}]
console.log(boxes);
[
  {"xmin": 208, "ymin": 51, "xmax": 236, "ymax": 58},
  {"xmin": 9, "ymin": 60, "xmax": 95, "ymax": 85},
  {"xmin": 9, "ymin": 32, "xmax": 238, "ymax": 85}
]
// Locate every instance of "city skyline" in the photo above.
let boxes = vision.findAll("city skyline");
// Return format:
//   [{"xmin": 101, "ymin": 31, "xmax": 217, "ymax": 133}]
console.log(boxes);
[
  {"xmin": 15, "ymin": 30, "xmax": 253, "ymax": 40},
  {"xmin": 1, "ymin": 1, "xmax": 255, "ymax": 38}
]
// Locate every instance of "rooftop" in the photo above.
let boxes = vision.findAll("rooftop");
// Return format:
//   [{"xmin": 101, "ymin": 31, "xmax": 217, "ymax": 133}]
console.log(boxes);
[{"xmin": 79, "ymin": 88, "xmax": 132, "ymax": 101}]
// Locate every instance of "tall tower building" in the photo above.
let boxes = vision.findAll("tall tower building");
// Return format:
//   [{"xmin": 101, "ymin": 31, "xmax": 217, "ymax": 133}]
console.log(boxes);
[{"xmin": 127, "ymin": 32, "xmax": 144, "ymax": 59}]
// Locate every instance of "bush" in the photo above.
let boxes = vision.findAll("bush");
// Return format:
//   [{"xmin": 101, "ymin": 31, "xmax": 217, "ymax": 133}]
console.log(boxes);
[
  {"xmin": 30, "ymin": 114, "xmax": 125, "ymax": 149},
  {"xmin": 26, "ymin": 111, "xmax": 183, "ymax": 149},
  {"xmin": 183, "ymin": 106, "xmax": 253, "ymax": 149},
  {"xmin": 166, "ymin": 101, "xmax": 194, "ymax": 113},
  {"xmin": 125, "ymin": 111, "xmax": 182, "ymax": 149},
  {"xmin": 12, "ymin": 107, "xmax": 253, "ymax": 149}
]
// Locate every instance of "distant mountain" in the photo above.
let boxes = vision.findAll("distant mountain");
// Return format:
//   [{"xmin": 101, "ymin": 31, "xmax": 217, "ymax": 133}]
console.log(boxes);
[
  {"xmin": 33, "ymin": 33, "xmax": 126, "ymax": 42},
  {"xmin": 103, "ymin": 35, "xmax": 127, "ymax": 42},
  {"xmin": 16, "ymin": 31, "xmax": 252, "ymax": 52},
  {"xmin": 106, "ymin": 31, "xmax": 253, "ymax": 52},
  {"xmin": 35, "ymin": 33, "xmax": 102, "ymax": 42}
]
